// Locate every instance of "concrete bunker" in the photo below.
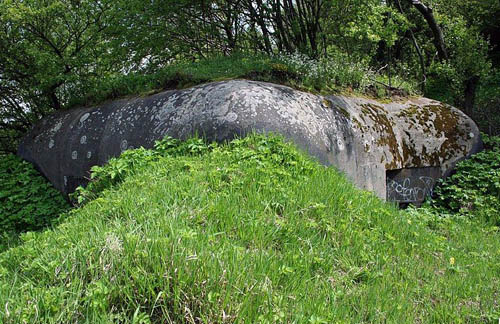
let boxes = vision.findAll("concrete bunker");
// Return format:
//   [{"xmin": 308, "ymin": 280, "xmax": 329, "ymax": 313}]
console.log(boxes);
[{"xmin": 18, "ymin": 80, "xmax": 482, "ymax": 203}]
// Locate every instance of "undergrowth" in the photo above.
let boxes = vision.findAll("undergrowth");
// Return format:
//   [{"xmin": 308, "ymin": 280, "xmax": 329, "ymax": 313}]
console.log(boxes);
[
  {"xmin": 1, "ymin": 135, "xmax": 498, "ymax": 323},
  {"xmin": 0, "ymin": 154, "xmax": 70, "ymax": 252},
  {"xmin": 429, "ymin": 134, "xmax": 500, "ymax": 225}
]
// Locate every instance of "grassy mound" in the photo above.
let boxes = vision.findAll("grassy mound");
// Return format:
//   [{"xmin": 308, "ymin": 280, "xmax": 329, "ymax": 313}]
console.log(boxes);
[{"xmin": 0, "ymin": 135, "xmax": 498, "ymax": 323}]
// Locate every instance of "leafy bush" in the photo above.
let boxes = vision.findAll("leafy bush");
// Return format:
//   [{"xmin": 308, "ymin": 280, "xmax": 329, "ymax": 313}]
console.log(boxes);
[
  {"xmin": 0, "ymin": 155, "xmax": 70, "ymax": 250},
  {"xmin": 473, "ymin": 97, "xmax": 500, "ymax": 136},
  {"xmin": 431, "ymin": 134, "xmax": 500, "ymax": 224},
  {"xmin": 482, "ymin": 133, "xmax": 500, "ymax": 150}
]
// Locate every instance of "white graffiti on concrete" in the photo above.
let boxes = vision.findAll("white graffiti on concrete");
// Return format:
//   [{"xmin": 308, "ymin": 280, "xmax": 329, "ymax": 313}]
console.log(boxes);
[{"xmin": 387, "ymin": 176, "xmax": 435, "ymax": 202}]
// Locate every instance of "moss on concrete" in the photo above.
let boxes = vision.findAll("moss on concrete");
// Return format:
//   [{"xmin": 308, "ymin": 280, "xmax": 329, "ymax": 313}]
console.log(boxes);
[{"xmin": 359, "ymin": 103, "xmax": 401, "ymax": 169}]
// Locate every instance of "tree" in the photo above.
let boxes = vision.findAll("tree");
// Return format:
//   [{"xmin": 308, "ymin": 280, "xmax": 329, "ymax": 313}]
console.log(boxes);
[
  {"xmin": 407, "ymin": 0, "xmax": 447, "ymax": 61},
  {"xmin": 399, "ymin": 0, "xmax": 491, "ymax": 115},
  {"xmin": 1, "ymin": 0, "xmax": 499, "ymax": 152}
]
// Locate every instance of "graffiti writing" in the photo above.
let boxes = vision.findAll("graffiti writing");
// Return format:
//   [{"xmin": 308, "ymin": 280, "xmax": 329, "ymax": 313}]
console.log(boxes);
[
  {"xmin": 386, "ymin": 167, "xmax": 441, "ymax": 203},
  {"xmin": 387, "ymin": 176, "xmax": 435, "ymax": 202}
]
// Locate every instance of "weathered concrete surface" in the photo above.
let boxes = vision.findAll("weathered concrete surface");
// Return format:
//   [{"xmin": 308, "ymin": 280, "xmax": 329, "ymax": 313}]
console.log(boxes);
[{"xmin": 18, "ymin": 80, "xmax": 482, "ymax": 202}]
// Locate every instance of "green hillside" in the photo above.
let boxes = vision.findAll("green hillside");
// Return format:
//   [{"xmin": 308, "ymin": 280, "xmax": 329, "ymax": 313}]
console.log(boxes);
[{"xmin": 1, "ymin": 135, "xmax": 498, "ymax": 323}]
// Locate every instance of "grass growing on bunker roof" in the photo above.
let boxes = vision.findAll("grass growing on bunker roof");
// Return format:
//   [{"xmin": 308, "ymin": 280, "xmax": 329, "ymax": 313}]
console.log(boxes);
[
  {"xmin": 68, "ymin": 53, "xmax": 417, "ymax": 109},
  {"xmin": 0, "ymin": 135, "xmax": 499, "ymax": 323}
]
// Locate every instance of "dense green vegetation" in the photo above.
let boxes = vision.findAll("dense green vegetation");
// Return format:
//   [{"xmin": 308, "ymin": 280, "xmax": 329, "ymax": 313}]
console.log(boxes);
[
  {"xmin": 428, "ymin": 134, "xmax": 500, "ymax": 225},
  {"xmin": 1, "ymin": 0, "xmax": 500, "ymax": 152},
  {"xmin": 0, "ymin": 154, "xmax": 70, "ymax": 252},
  {"xmin": 0, "ymin": 135, "xmax": 499, "ymax": 323},
  {"xmin": 1, "ymin": 0, "xmax": 499, "ymax": 321}
]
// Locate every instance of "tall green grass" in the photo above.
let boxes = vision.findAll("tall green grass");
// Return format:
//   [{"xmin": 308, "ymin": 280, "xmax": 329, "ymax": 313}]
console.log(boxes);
[{"xmin": 0, "ymin": 135, "xmax": 498, "ymax": 323}]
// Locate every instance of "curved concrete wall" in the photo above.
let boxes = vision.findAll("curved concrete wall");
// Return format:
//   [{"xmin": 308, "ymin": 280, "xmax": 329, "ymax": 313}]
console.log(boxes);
[{"xmin": 18, "ymin": 80, "xmax": 482, "ymax": 202}]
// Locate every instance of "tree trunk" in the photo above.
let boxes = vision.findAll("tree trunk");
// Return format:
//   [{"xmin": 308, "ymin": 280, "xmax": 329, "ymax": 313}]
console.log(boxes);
[
  {"xmin": 408, "ymin": 0, "xmax": 448, "ymax": 61},
  {"xmin": 395, "ymin": 0, "xmax": 426, "ymax": 90},
  {"xmin": 249, "ymin": 0, "xmax": 273, "ymax": 54},
  {"xmin": 273, "ymin": 0, "xmax": 293, "ymax": 52},
  {"xmin": 464, "ymin": 76, "xmax": 479, "ymax": 116},
  {"xmin": 46, "ymin": 82, "xmax": 63, "ymax": 111}
]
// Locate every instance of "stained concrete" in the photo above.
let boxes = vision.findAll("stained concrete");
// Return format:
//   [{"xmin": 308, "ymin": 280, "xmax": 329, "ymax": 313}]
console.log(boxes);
[{"xmin": 18, "ymin": 80, "xmax": 482, "ymax": 201}]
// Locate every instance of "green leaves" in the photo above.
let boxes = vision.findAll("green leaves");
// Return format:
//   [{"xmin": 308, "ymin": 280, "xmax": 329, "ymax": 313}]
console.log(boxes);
[
  {"xmin": 0, "ymin": 0, "xmax": 131, "ymax": 149},
  {"xmin": 343, "ymin": 3, "xmax": 408, "ymax": 47},
  {"xmin": 73, "ymin": 134, "xmax": 317, "ymax": 206},
  {"xmin": 432, "ymin": 134, "xmax": 500, "ymax": 225},
  {"xmin": 0, "ymin": 154, "xmax": 69, "ymax": 251}
]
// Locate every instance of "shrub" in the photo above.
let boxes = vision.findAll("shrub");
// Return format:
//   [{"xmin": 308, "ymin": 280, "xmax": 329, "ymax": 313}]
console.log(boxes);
[
  {"xmin": 472, "ymin": 69, "xmax": 500, "ymax": 136},
  {"xmin": 0, "ymin": 154, "xmax": 70, "ymax": 235},
  {"xmin": 431, "ymin": 134, "xmax": 500, "ymax": 224}
]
